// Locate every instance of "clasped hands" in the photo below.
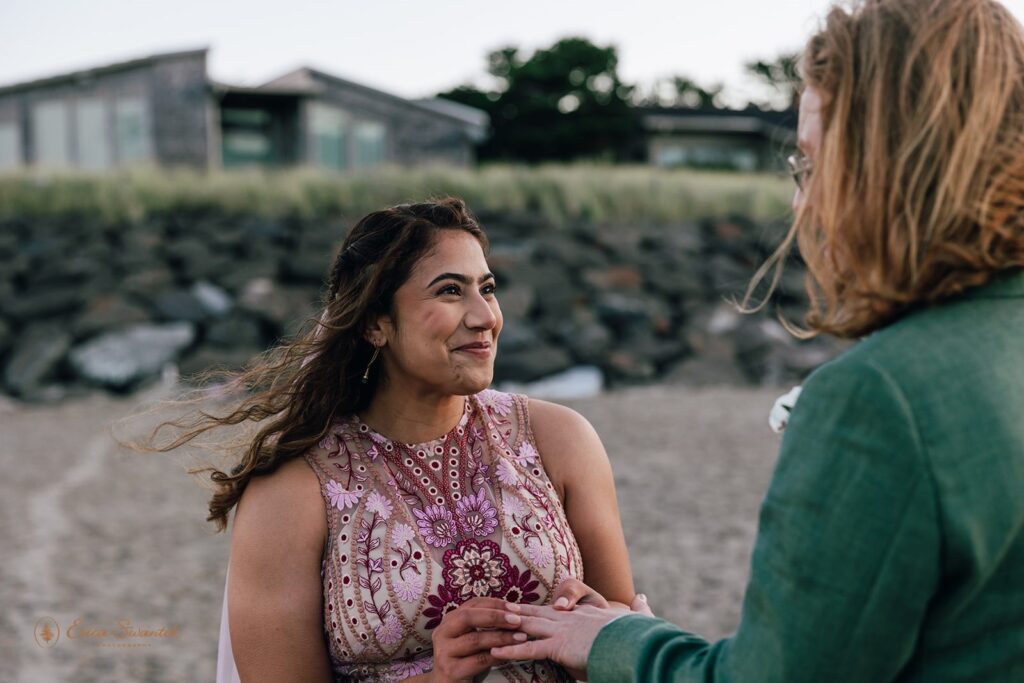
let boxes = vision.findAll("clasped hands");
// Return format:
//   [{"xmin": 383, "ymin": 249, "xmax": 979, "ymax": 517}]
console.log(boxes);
[{"xmin": 426, "ymin": 578, "xmax": 652, "ymax": 682}]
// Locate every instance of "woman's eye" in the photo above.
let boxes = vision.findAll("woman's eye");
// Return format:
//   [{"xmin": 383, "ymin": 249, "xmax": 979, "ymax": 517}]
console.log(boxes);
[
  {"xmin": 438, "ymin": 284, "xmax": 461, "ymax": 296},
  {"xmin": 482, "ymin": 283, "xmax": 497, "ymax": 295}
]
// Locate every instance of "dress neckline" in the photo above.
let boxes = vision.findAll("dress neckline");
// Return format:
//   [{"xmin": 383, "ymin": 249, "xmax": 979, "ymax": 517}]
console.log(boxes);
[{"xmin": 352, "ymin": 396, "xmax": 474, "ymax": 450}]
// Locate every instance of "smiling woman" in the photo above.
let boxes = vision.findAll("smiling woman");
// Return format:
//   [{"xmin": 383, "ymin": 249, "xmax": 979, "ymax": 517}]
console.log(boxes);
[{"xmin": 129, "ymin": 197, "xmax": 635, "ymax": 682}]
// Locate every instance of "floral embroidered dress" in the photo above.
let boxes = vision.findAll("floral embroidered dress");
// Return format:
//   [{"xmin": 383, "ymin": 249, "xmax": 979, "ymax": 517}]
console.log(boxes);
[{"xmin": 304, "ymin": 389, "xmax": 583, "ymax": 681}]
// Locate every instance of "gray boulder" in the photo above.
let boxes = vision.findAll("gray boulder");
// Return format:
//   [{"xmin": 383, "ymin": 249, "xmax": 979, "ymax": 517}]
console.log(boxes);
[
  {"xmin": 2, "ymin": 324, "xmax": 72, "ymax": 396},
  {"xmin": 69, "ymin": 323, "xmax": 196, "ymax": 389}
]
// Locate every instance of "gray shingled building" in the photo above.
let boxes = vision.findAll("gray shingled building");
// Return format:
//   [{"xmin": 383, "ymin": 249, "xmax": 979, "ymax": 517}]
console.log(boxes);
[{"xmin": 0, "ymin": 48, "xmax": 488, "ymax": 172}]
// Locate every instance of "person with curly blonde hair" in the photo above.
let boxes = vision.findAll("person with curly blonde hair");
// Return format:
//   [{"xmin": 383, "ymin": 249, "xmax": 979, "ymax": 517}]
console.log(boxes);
[{"xmin": 491, "ymin": 1, "xmax": 1024, "ymax": 680}]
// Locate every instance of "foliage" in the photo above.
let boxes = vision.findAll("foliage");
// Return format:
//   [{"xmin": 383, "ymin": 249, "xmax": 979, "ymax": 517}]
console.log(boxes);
[
  {"xmin": 744, "ymin": 52, "xmax": 802, "ymax": 110},
  {"xmin": 438, "ymin": 37, "xmax": 639, "ymax": 163},
  {"xmin": 0, "ymin": 165, "xmax": 793, "ymax": 227}
]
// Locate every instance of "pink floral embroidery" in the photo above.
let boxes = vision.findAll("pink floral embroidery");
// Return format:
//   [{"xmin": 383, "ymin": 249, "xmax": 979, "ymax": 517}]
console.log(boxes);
[
  {"xmin": 388, "ymin": 654, "xmax": 433, "ymax": 678},
  {"xmin": 527, "ymin": 538, "xmax": 554, "ymax": 568},
  {"xmin": 455, "ymin": 488, "xmax": 498, "ymax": 537},
  {"xmin": 503, "ymin": 493, "xmax": 528, "ymax": 517},
  {"xmin": 375, "ymin": 614, "xmax": 403, "ymax": 646},
  {"xmin": 442, "ymin": 538, "xmax": 512, "ymax": 599},
  {"xmin": 391, "ymin": 522, "xmax": 415, "ymax": 547},
  {"xmin": 366, "ymin": 491, "xmax": 393, "ymax": 520},
  {"xmin": 478, "ymin": 389, "xmax": 514, "ymax": 416},
  {"xmin": 394, "ymin": 572, "xmax": 425, "ymax": 603},
  {"xmin": 515, "ymin": 442, "xmax": 539, "ymax": 466},
  {"xmin": 326, "ymin": 480, "xmax": 363, "ymax": 511},
  {"xmin": 413, "ymin": 504, "xmax": 457, "ymax": 548},
  {"xmin": 496, "ymin": 459, "xmax": 520, "ymax": 486}
]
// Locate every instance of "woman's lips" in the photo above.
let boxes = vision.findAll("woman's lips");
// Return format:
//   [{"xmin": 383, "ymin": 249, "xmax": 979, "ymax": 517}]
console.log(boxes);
[{"xmin": 453, "ymin": 342, "xmax": 492, "ymax": 357}]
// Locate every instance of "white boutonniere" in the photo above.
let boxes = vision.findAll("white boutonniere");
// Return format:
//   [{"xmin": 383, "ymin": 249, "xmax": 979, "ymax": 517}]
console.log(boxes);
[{"xmin": 769, "ymin": 386, "xmax": 803, "ymax": 434}]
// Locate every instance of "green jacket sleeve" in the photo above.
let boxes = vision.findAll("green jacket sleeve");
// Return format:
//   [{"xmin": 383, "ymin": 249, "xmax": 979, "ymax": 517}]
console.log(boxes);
[{"xmin": 588, "ymin": 356, "xmax": 941, "ymax": 682}]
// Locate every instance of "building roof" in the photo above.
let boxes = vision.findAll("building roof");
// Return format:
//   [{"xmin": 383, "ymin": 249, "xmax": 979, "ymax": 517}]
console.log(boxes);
[
  {"xmin": 261, "ymin": 67, "xmax": 489, "ymax": 132},
  {"xmin": 0, "ymin": 48, "xmax": 209, "ymax": 97},
  {"xmin": 641, "ymin": 105, "xmax": 796, "ymax": 142}
]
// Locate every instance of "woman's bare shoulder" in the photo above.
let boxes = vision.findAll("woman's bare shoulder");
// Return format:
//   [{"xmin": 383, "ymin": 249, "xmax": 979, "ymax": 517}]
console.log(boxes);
[
  {"xmin": 233, "ymin": 456, "xmax": 326, "ymax": 552},
  {"xmin": 526, "ymin": 398, "xmax": 607, "ymax": 485}
]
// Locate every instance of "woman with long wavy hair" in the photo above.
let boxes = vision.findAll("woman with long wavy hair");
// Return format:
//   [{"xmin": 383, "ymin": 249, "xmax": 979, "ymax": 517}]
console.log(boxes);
[
  {"xmin": 137, "ymin": 198, "xmax": 636, "ymax": 681},
  {"xmin": 490, "ymin": 0, "xmax": 1024, "ymax": 680}
]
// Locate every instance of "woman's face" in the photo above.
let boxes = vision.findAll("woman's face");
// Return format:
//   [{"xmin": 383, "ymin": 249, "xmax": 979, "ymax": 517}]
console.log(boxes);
[
  {"xmin": 793, "ymin": 85, "xmax": 824, "ymax": 213},
  {"xmin": 375, "ymin": 230, "xmax": 502, "ymax": 397}
]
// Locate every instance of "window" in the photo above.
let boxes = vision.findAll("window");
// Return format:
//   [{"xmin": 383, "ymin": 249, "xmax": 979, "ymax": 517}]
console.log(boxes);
[
  {"xmin": 0, "ymin": 123, "xmax": 20, "ymax": 171},
  {"xmin": 33, "ymin": 100, "xmax": 70, "ymax": 166},
  {"xmin": 352, "ymin": 121, "xmax": 386, "ymax": 168},
  {"xmin": 309, "ymin": 102, "xmax": 348, "ymax": 170},
  {"xmin": 114, "ymin": 97, "xmax": 150, "ymax": 163},
  {"xmin": 75, "ymin": 98, "xmax": 111, "ymax": 170},
  {"xmin": 221, "ymin": 107, "xmax": 274, "ymax": 167}
]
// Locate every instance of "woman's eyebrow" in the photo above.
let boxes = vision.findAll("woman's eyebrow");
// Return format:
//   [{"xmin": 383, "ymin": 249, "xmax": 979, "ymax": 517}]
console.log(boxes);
[{"xmin": 427, "ymin": 272, "xmax": 496, "ymax": 287}]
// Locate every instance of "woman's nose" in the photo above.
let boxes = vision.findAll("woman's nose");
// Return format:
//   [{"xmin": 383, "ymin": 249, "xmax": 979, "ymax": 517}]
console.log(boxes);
[{"xmin": 465, "ymin": 293, "xmax": 498, "ymax": 330}]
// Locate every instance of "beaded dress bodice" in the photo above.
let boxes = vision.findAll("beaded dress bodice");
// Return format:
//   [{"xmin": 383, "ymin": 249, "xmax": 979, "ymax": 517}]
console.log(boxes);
[{"xmin": 304, "ymin": 390, "xmax": 583, "ymax": 681}]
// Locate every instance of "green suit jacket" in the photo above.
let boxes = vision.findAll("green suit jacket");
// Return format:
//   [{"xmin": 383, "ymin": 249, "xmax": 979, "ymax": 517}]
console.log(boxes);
[{"xmin": 590, "ymin": 269, "xmax": 1024, "ymax": 682}]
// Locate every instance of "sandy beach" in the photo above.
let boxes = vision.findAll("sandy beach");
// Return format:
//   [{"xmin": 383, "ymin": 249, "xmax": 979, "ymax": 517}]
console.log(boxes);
[{"xmin": 1, "ymin": 381, "xmax": 784, "ymax": 682}]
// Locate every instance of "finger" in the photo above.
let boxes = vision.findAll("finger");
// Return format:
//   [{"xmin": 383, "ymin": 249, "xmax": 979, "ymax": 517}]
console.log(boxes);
[
  {"xmin": 505, "ymin": 602, "xmax": 562, "ymax": 619},
  {"xmin": 630, "ymin": 593, "xmax": 655, "ymax": 617},
  {"xmin": 442, "ymin": 607, "xmax": 524, "ymax": 636},
  {"xmin": 458, "ymin": 596, "xmax": 512, "ymax": 611},
  {"xmin": 446, "ymin": 629, "xmax": 529, "ymax": 658},
  {"xmin": 514, "ymin": 614, "xmax": 561, "ymax": 639},
  {"xmin": 453, "ymin": 650, "xmax": 508, "ymax": 679},
  {"xmin": 551, "ymin": 578, "xmax": 586, "ymax": 610},
  {"xmin": 491, "ymin": 638, "xmax": 553, "ymax": 662}
]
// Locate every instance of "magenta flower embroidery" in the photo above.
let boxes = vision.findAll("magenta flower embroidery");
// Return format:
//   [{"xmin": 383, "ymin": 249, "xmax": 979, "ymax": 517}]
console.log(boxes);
[
  {"xmin": 502, "ymin": 565, "xmax": 541, "ymax": 604},
  {"xmin": 326, "ymin": 480, "xmax": 363, "ymax": 511},
  {"xmin": 413, "ymin": 504, "xmax": 457, "ymax": 548},
  {"xmin": 502, "ymin": 493, "xmax": 527, "ymax": 517},
  {"xmin": 455, "ymin": 488, "xmax": 498, "ymax": 537},
  {"xmin": 423, "ymin": 582, "xmax": 463, "ymax": 630},
  {"xmin": 442, "ymin": 538, "xmax": 512, "ymax": 600},
  {"xmin": 374, "ymin": 614, "xmax": 403, "ymax": 646},
  {"xmin": 389, "ymin": 655, "xmax": 433, "ymax": 678}
]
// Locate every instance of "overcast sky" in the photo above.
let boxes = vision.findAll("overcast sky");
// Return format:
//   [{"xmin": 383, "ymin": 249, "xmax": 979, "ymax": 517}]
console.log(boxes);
[{"xmin": 3, "ymin": 0, "xmax": 1023, "ymax": 107}]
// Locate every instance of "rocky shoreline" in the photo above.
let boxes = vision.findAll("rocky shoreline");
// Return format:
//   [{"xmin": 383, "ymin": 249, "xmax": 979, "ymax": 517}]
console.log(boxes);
[{"xmin": 0, "ymin": 209, "xmax": 845, "ymax": 401}]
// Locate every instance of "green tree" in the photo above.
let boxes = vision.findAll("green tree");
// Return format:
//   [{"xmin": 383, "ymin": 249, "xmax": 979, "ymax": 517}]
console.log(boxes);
[
  {"xmin": 744, "ymin": 52, "xmax": 801, "ymax": 110},
  {"xmin": 438, "ymin": 37, "xmax": 639, "ymax": 162}
]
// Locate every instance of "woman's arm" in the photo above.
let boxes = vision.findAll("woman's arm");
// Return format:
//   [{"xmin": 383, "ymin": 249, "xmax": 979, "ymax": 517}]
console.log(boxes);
[
  {"xmin": 228, "ymin": 457, "xmax": 333, "ymax": 683},
  {"xmin": 528, "ymin": 399, "xmax": 636, "ymax": 607}
]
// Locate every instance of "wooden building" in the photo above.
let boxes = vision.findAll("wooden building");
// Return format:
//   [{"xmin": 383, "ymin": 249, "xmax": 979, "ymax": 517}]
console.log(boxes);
[
  {"xmin": 641, "ymin": 105, "xmax": 797, "ymax": 172},
  {"xmin": 0, "ymin": 48, "xmax": 487, "ymax": 172}
]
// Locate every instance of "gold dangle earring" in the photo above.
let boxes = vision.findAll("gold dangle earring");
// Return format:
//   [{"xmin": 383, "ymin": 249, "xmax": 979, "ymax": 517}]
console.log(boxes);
[{"xmin": 361, "ymin": 346, "xmax": 381, "ymax": 384}]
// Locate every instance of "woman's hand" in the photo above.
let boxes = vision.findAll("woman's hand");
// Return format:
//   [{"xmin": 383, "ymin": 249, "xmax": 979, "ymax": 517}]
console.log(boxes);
[
  {"xmin": 549, "ymin": 577, "xmax": 610, "ymax": 610},
  {"xmin": 425, "ymin": 597, "xmax": 528, "ymax": 682}
]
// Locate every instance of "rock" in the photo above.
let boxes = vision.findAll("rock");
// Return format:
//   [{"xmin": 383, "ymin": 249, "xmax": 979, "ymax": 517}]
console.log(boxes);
[
  {"xmin": 152, "ymin": 288, "xmax": 211, "ymax": 324},
  {"xmin": 664, "ymin": 356, "xmax": 750, "ymax": 387},
  {"xmin": 205, "ymin": 313, "xmax": 266, "ymax": 348},
  {"xmin": 121, "ymin": 267, "xmax": 176, "ymax": 298},
  {"xmin": 71, "ymin": 294, "xmax": 151, "ymax": 339},
  {"xmin": 494, "ymin": 344, "xmax": 573, "ymax": 383},
  {"xmin": 282, "ymin": 248, "xmax": 331, "ymax": 284},
  {"xmin": 705, "ymin": 253, "xmax": 756, "ymax": 301},
  {"xmin": 0, "ymin": 286, "xmax": 86, "ymax": 322},
  {"xmin": 2, "ymin": 324, "xmax": 72, "ymax": 396},
  {"xmin": 190, "ymin": 281, "xmax": 233, "ymax": 317},
  {"xmin": 594, "ymin": 292, "xmax": 672, "ymax": 336},
  {"xmin": 582, "ymin": 266, "xmax": 644, "ymax": 292},
  {"xmin": 237, "ymin": 278, "xmax": 318, "ymax": 336},
  {"xmin": 546, "ymin": 307, "xmax": 614, "ymax": 364},
  {"xmin": 177, "ymin": 345, "xmax": 264, "ymax": 382},
  {"xmin": 0, "ymin": 318, "xmax": 10, "ymax": 356},
  {"xmin": 496, "ymin": 319, "xmax": 543, "ymax": 354},
  {"xmin": 216, "ymin": 260, "xmax": 281, "ymax": 293},
  {"xmin": 497, "ymin": 365, "xmax": 603, "ymax": 400},
  {"xmin": 69, "ymin": 323, "xmax": 196, "ymax": 390},
  {"xmin": 604, "ymin": 349, "xmax": 657, "ymax": 382},
  {"xmin": 496, "ymin": 284, "xmax": 535, "ymax": 319}
]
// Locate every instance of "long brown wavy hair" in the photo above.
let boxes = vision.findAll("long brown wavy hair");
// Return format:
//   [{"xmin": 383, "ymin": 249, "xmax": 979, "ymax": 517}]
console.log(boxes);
[
  {"xmin": 124, "ymin": 197, "xmax": 487, "ymax": 531},
  {"xmin": 746, "ymin": 0, "xmax": 1024, "ymax": 338}
]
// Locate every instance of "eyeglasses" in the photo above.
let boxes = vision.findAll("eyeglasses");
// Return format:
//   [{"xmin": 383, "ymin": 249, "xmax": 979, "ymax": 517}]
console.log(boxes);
[{"xmin": 787, "ymin": 153, "xmax": 813, "ymax": 190}]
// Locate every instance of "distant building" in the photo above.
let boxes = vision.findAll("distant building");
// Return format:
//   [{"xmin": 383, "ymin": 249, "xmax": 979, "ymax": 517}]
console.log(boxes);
[
  {"xmin": 641, "ymin": 106, "xmax": 797, "ymax": 172},
  {"xmin": 0, "ymin": 48, "xmax": 487, "ymax": 172}
]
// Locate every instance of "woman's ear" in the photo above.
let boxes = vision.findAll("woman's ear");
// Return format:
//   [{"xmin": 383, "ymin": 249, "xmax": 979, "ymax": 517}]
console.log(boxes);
[{"xmin": 364, "ymin": 314, "xmax": 392, "ymax": 348}]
